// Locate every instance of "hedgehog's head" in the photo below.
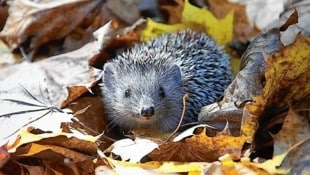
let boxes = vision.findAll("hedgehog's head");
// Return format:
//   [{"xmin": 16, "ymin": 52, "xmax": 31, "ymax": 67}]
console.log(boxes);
[{"xmin": 101, "ymin": 61, "xmax": 184, "ymax": 132}]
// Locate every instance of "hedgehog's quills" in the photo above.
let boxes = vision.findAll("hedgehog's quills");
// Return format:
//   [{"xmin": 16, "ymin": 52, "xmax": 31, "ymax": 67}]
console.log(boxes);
[{"xmin": 101, "ymin": 30, "xmax": 232, "ymax": 132}]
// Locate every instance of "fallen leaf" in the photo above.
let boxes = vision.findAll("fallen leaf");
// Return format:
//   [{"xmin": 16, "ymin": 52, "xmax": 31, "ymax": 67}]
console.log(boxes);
[
  {"xmin": 256, "ymin": 152, "xmax": 290, "ymax": 174},
  {"xmin": 199, "ymin": 28, "xmax": 283, "ymax": 138},
  {"xmin": 207, "ymin": 0, "xmax": 259, "ymax": 42},
  {"xmin": 104, "ymin": 155, "xmax": 215, "ymax": 174},
  {"xmin": 242, "ymin": 0, "xmax": 285, "ymax": 29},
  {"xmin": 106, "ymin": 0, "xmax": 140, "ymax": 24},
  {"xmin": 104, "ymin": 138, "xmax": 159, "ymax": 163},
  {"xmin": 149, "ymin": 127, "xmax": 249, "ymax": 162},
  {"xmin": 3, "ymin": 156, "xmax": 96, "ymax": 175},
  {"xmin": 0, "ymin": 37, "xmax": 22, "ymax": 69},
  {"xmin": 0, "ymin": 22, "xmax": 114, "ymax": 146},
  {"xmin": 246, "ymin": 35, "xmax": 310, "ymax": 117},
  {"xmin": 0, "ymin": 5, "xmax": 8, "ymax": 30},
  {"xmin": 279, "ymin": 9, "xmax": 298, "ymax": 32},
  {"xmin": 273, "ymin": 107, "xmax": 310, "ymax": 155},
  {"xmin": 245, "ymin": 34, "xmax": 310, "ymax": 159},
  {"xmin": 141, "ymin": 0, "xmax": 234, "ymax": 45},
  {"xmin": 159, "ymin": 0, "xmax": 184, "ymax": 24},
  {"xmin": 67, "ymin": 94, "xmax": 107, "ymax": 135},
  {"xmin": 279, "ymin": 137, "xmax": 310, "ymax": 174},
  {"xmin": 0, "ymin": 0, "xmax": 102, "ymax": 53},
  {"xmin": 104, "ymin": 153, "xmax": 275, "ymax": 174},
  {"xmin": 15, "ymin": 143, "xmax": 90, "ymax": 162},
  {"xmin": 6, "ymin": 128, "xmax": 99, "ymax": 152},
  {"xmin": 182, "ymin": 0, "xmax": 234, "ymax": 45},
  {"xmin": 173, "ymin": 124, "xmax": 215, "ymax": 142},
  {"xmin": 0, "ymin": 144, "xmax": 9, "ymax": 168},
  {"xmin": 0, "ymin": 104, "xmax": 73, "ymax": 149}
]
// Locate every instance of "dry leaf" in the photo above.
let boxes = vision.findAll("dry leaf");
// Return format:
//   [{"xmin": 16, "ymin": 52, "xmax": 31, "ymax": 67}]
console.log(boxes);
[
  {"xmin": 104, "ymin": 138, "xmax": 159, "ymax": 163},
  {"xmin": 1, "ymin": 129, "xmax": 100, "ymax": 174},
  {"xmin": 67, "ymin": 95, "xmax": 107, "ymax": 134},
  {"xmin": 149, "ymin": 127, "xmax": 249, "ymax": 162},
  {"xmin": 255, "ymin": 152, "xmax": 290, "ymax": 174},
  {"xmin": 15, "ymin": 143, "xmax": 90, "ymax": 162},
  {"xmin": 3, "ymin": 156, "xmax": 96, "ymax": 175},
  {"xmin": 199, "ymin": 28, "xmax": 283, "ymax": 137},
  {"xmin": 104, "ymin": 153, "xmax": 275, "ymax": 174},
  {"xmin": 207, "ymin": 0, "xmax": 259, "ymax": 42},
  {"xmin": 160, "ymin": 0, "xmax": 184, "ymax": 24},
  {"xmin": 6, "ymin": 128, "xmax": 98, "ymax": 152},
  {"xmin": 242, "ymin": 0, "xmax": 285, "ymax": 29},
  {"xmin": 0, "ymin": 38, "xmax": 22, "ymax": 68},
  {"xmin": 104, "ymin": 156, "xmax": 215, "ymax": 174},
  {"xmin": 273, "ymin": 108, "xmax": 310, "ymax": 156},
  {"xmin": 246, "ymin": 35, "xmax": 310, "ymax": 117},
  {"xmin": 0, "ymin": 0, "xmax": 102, "ymax": 53},
  {"xmin": 173, "ymin": 124, "xmax": 215, "ymax": 142},
  {"xmin": 0, "ymin": 144, "xmax": 9, "ymax": 168},
  {"xmin": 279, "ymin": 137, "xmax": 310, "ymax": 174},
  {"xmin": 0, "ymin": 22, "xmax": 114, "ymax": 148},
  {"xmin": 106, "ymin": 0, "xmax": 140, "ymax": 24},
  {"xmin": 141, "ymin": 0, "xmax": 234, "ymax": 45},
  {"xmin": 245, "ymin": 34, "xmax": 310, "ymax": 159}
]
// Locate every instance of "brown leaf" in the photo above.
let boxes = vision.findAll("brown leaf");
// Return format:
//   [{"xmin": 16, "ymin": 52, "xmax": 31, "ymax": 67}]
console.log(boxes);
[
  {"xmin": 0, "ymin": 132, "xmax": 102, "ymax": 174},
  {"xmin": 0, "ymin": 0, "xmax": 102, "ymax": 53},
  {"xmin": 246, "ymin": 34, "xmax": 310, "ymax": 159},
  {"xmin": 2, "ymin": 157, "xmax": 97, "ymax": 175},
  {"xmin": 279, "ymin": 137, "xmax": 310, "ymax": 174},
  {"xmin": 160, "ymin": 0, "xmax": 184, "ymax": 24},
  {"xmin": 199, "ymin": 28, "xmax": 283, "ymax": 137},
  {"xmin": 0, "ymin": 38, "xmax": 23, "ymax": 69},
  {"xmin": 14, "ymin": 143, "xmax": 90, "ymax": 162},
  {"xmin": 0, "ymin": 144, "xmax": 9, "ymax": 168},
  {"xmin": 0, "ymin": 22, "xmax": 115, "ymax": 146},
  {"xmin": 247, "ymin": 35, "xmax": 310, "ymax": 118},
  {"xmin": 67, "ymin": 94, "xmax": 107, "ymax": 135},
  {"xmin": 273, "ymin": 107, "xmax": 310, "ymax": 156},
  {"xmin": 106, "ymin": 0, "xmax": 140, "ymax": 24},
  {"xmin": 149, "ymin": 128, "xmax": 249, "ymax": 162},
  {"xmin": 0, "ymin": 4, "xmax": 8, "ymax": 30},
  {"xmin": 207, "ymin": 0, "xmax": 259, "ymax": 42},
  {"xmin": 279, "ymin": 9, "xmax": 298, "ymax": 32}
]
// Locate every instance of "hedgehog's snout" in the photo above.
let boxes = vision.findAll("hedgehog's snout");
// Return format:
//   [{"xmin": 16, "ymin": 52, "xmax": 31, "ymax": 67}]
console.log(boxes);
[{"xmin": 140, "ymin": 106, "xmax": 155, "ymax": 118}]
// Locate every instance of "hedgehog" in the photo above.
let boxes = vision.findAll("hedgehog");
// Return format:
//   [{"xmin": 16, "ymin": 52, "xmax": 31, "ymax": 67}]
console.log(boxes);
[{"xmin": 101, "ymin": 30, "xmax": 232, "ymax": 132}]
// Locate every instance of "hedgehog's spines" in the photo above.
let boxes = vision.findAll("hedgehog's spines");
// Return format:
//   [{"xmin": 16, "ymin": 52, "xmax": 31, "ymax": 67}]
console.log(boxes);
[{"xmin": 101, "ymin": 29, "xmax": 232, "ymax": 132}]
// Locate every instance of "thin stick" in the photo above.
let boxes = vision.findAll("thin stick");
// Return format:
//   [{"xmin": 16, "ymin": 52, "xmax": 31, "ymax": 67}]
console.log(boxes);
[{"xmin": 167, "ymin": 93, "xmax": 188, "ymax": 140}]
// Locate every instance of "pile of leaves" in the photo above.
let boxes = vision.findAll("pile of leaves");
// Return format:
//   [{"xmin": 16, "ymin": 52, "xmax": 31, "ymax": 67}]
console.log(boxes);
[{"xmin": 0, "ymin": 0, "xmax": 309, "ymax": 174}]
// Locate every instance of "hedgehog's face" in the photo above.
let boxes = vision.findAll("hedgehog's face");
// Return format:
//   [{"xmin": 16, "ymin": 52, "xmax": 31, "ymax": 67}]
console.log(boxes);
[{"xmin": 102, "ymin": 62, "xmax": 184, "ymax": 132}]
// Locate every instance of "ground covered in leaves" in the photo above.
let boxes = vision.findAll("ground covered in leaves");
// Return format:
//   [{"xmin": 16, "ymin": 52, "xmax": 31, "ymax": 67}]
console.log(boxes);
[{"xmin": 0, "ymin": 0, "xmax": 309, "ymax": 174}]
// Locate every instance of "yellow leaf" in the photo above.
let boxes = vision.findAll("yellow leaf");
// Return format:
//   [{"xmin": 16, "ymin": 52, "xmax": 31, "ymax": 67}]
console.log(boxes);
[
  {"xmin": 141, "ymin": 18, "xmax": 187, "ymax": 41},
  {"xmin": 149, "ymin": 127, "xmax": 250, "ymax": 162},
  {"xmin": 104, "ymin": 156, "xmax": 212, "ymax": 174},
  {"xmin": 141, "ymin": 0, "xmax": 234, "ymax": 45},
  {"xmin": 7, "ymin": 128, "xmax": 98, "ymax": 152},
  {"xmin": 182, "ymin": 0, "xmax": 234, "ymax": 45},
  {"xmin": 246, "ymin": 35, "xmax": 310, "ymax": 116},
  {"xmin": 256, "ymin": 152, "xmax": 290, "ymax": 174}
]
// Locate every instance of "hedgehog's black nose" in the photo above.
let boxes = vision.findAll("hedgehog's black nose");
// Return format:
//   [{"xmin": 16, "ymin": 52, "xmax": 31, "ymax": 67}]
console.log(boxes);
[{"xmin": 140, "ymin": 106, "xmax": 155, "ymax": 118}]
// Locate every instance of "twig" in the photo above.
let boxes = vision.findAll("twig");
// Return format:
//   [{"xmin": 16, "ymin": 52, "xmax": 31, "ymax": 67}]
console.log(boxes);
[{"xmin": 167, "ymin": 93, "xmax": 189, "ymax": 140}]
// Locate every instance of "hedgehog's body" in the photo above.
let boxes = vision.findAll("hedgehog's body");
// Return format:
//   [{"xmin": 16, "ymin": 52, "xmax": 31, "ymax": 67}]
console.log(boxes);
[{"xmin": 101, "ymin": 30, "xmax": 232, "ymax": 132}]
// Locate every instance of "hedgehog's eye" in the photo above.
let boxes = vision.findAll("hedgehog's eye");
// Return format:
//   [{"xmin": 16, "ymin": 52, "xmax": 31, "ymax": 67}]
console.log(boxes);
[
  {"xmin": 159, "ymin": 87, "xmax": 165, "ymax": 99},
  {"xmin": 124, "ymin": 89, "xmax": 131, "ymax": 98}
]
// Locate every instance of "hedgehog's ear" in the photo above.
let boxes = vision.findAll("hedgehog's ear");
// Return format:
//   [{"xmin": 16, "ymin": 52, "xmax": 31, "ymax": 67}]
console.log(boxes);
[
  {"xmin": 103, "ymin": 63, "xmax": 116, "ymax": 90},
  {"xmin": 166, "ymin": 64, "xmax": 182, "ymax": 85}
]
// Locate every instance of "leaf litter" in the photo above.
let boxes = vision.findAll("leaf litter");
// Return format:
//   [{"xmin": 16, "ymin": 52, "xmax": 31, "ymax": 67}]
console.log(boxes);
[
  {"xmin": 0, "ymin": 22, "xmax": 114, "ymax": 147},
  {"xmin": 0, "ymin": 0, "xmax": 309, "ymax": 174}
]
